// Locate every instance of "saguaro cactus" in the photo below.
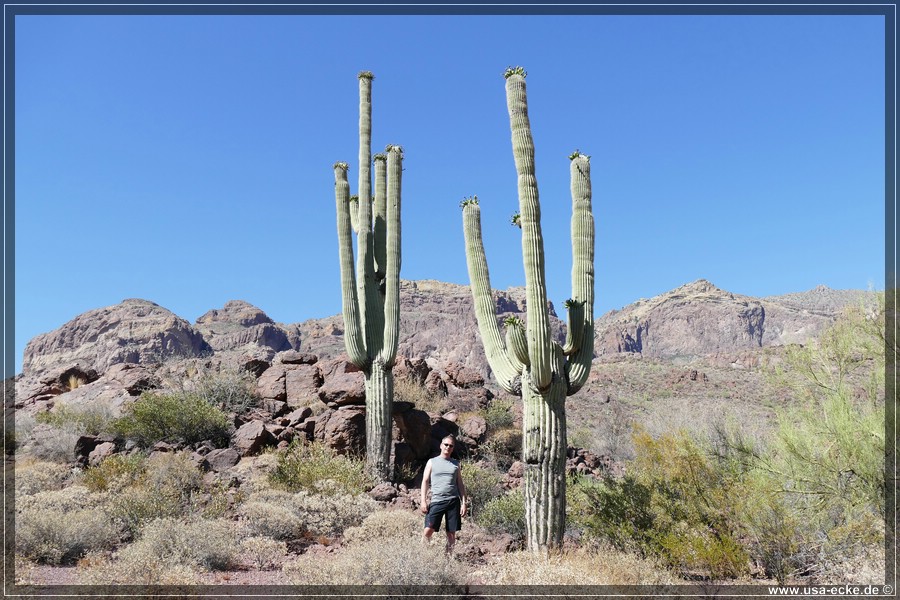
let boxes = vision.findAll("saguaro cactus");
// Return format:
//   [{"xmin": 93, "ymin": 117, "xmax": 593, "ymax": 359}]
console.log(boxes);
[
  {"xmin": 333, "ymin": 71, "xmax": 403, "ymax": 481},
  {"xmin": 461, "ymin": 67, "xmax": 595, "ymax": 551}
]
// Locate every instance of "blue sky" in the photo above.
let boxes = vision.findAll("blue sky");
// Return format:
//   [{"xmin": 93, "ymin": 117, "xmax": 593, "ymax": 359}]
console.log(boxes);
[{"xmin": 11, "ymin": 13, "xmax": 886, "ymax": 376}]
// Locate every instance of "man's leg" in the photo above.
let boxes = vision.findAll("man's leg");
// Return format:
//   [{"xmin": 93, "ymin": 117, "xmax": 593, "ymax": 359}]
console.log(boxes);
[
  {"xmin": 423, "ymin": 527, "xmax": 435, "ymax": 544},
  {"xmin": 445, "ymin": 531, "xmax": 456, "ymax": 554}
]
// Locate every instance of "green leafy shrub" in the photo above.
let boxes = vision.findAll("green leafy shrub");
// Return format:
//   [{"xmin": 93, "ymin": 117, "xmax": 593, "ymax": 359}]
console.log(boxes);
[
  {"xmin": 268, "ymin": 441, "xmax": 372, "ymax": 496},
  {"xmin": 482, "ymin": 397, "xmax": 515, "ymax": 431},
  {"xmin": 477, "ymin": 489, "xmax": 526, "ymax": 541},
  {"xmin": 573, "ymin": 427, "xmax": 750, "ymax": 579},
  {"xmin": 112, "ymin": 391, "xmax": 231, "ymax": 448},
  {"xmin": 80, "ymin": 453, "xmax": 147, "ymax": 492},
  {"xmin": 460, "ymin": 461, "xmax": 502, "ymax": 520}
]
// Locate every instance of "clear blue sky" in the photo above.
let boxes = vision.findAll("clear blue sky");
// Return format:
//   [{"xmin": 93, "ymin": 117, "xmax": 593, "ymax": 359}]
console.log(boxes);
[{"xmin": 12, "ymin": 14, "xmax": 886, "ymax": 376}]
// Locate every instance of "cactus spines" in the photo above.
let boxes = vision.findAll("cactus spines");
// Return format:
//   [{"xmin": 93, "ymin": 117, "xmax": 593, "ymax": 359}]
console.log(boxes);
[
  {"xmin": 461, "ymin": 69, "xmax": 595, "ymax": 552},
  {"xmin": 333, "ymin": 72, "xmax": 403, "ymax": 481}
]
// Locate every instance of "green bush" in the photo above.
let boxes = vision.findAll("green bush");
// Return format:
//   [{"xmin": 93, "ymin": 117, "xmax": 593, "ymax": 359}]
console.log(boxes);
[
  {"xmin": 112, "ymin": 391, "xmax": 231, "ymax": 448},
  {"xmin": 482, "ymin": 397, "xmax": 515, "ymax": 431},
  {"xmin": 460, "ymin": 461, "xmax": 502, "ymax": 520},
  {"xmin": 477, "ymin": 489, "xmax": 526, "ymax": 541},
  {"xmin": 268, "ymin": 441, "xmax": 372, "ymax": 496},
  {"xmin": 80, "ymin": 453, "xmax": 147, "ymax": 493}
]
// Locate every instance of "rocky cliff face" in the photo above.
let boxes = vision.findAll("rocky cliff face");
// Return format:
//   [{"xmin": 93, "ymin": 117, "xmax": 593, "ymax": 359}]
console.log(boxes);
[
  {"xmin": 295, "ymin": 280, "xmax": 565, "ymax": 380},
  {"xmin": 195, "ymin": 300, "xmax": 301, "ymax": 356},
  {"xmin": 593, "ymin": 279, "xmax": 866, "ymax": 361},
  {"xmin": 22, "ymin": 299, "xmax": 211, "ymax": 376}
]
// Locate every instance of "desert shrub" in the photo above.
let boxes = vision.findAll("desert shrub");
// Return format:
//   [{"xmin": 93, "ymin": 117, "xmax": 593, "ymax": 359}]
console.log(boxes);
[
  {"xmin": 472, "ymin": 546, "xmax": 676, "ymax": 585},
  {"xmin": 103, "ymin": 452, "xmax": 204, "ymax": 536},
  {"xmin": 239, "ymin": 488, "xmax": 375, "ymax": 540},
  {"xmin": 23, "ymin": 423, "xmax": 82, "ymax": 463},
  {"xmin": 190, "ymin": 367, "xmax": 259, "ymax": 414},
  {"xmin": 460, "ymin": 461, "xmax": 502, "ymax": 520},
  {"xmin": 16, "ymin": 486, "xmax": 120, "ymax": 565},
  {"xmin": 480, "ymin": 427, "xmax": 521, "ymax": 471},
  {"xmin": 123, "ymin": 517, "xmax": 241, "ymax": 571},
  {"xmin": 15, "ymin": 459, "xmax": 74, "ymax": 496},
  {"xmin": 284, "ymin": 535, "xmax": 464, "ymax": 586},
  {"xmin": 477, "ymin": 489, "xmax": 526, "ymax": 540},
  {"xmin": 240, "ymin": 536, "xmax": 288, "ymax": 570},
  {"xmin": 80, "ymin": 453, "xmax": 147, "ymax": 492},
  {"xmin": 572, "ymin": 427, "xmax": 750, "ymax": 579},
  {"xmin": 343, "ymin": 508, "xmax": 422, "ymax": 544},
  {"xmin": 268, "ymin": 441, "xmax": 371, "ymax": 496},
  {"xmin": 35, "ymin": 401, "xmax": 115, "ymax": 436},
  {"xmin": 482, "ymin": 397, "xmax": 514, "ymax": 431},
  {"xmin": 77, "ymin": 551, "xmax": 200, "ymax": 586},
  {"xmin": 112, "ymin": 391, "xmax": 231, "ymax": 448},
  {"xmin": 393, "ymin": 376, "xmax": 446, "ymax": 413}
]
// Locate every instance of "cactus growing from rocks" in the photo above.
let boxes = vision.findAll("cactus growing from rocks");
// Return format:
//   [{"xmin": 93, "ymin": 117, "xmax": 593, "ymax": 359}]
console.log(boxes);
[
  {"xmin": 333, "ymin": 71, "xmax": 403, "ymax": 481},
  {"xmin": 461, "ymin": 68, "xmax": 595, "ymax": 551}
]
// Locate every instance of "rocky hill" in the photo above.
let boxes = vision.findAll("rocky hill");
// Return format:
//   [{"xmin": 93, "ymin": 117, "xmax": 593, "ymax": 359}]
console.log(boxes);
[{"xmin": 16, "ymin": 279, "xmax": 871, "ymax": 411}]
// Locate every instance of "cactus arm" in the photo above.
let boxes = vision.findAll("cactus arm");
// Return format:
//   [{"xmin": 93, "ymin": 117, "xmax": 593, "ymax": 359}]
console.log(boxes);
[
  {"xmin": 462, "ymin": 200, "xmax": 522, "ymax": 395},
  {"xmin": 379, "ymin": 145, "xmax": 402, "ymax": 366},
  {"xmin": 565, "ymin": 152, "xmax": 595, "ymax": 394},
  {"xmin": 561, "ymin": 299, "xmax": 584, "ymax": 355},
  {"xmin": 373, "ymin": 153, "xmax": 388, "ymax": 283},
  {"xmin": 356, "ymin": 71, "xmax": 383, "ymax": 360},
  {"xmin": 504, "ymin": 316, "xmax": 530, "ymax": 372},
  {"xmin": 505, "ymin": 72, "xmax": 552, "ymax": 390},
  {"xmin": 334, "ymin": 163, "xmax": 368, "ymax": 367},
  {"xmin": 349, "ymin": 195, "xmax": 360, "ymax": 234}
]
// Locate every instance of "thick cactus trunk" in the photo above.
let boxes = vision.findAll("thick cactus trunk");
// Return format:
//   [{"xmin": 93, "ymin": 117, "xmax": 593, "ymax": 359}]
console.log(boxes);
[
  {"xmin": 521, "ymin": 345, "xmax": 568, "ymax": 551},
  {"xmin": 365, "ymin": 360, "xmax": 393, "ymax": 479},
  {"xmin": 461, "ymin": 67, "xmax": 595, "ymax": 552},
  {"xmin": 332, "ymin": 72, "xmax": 402, "ymax": 482}
]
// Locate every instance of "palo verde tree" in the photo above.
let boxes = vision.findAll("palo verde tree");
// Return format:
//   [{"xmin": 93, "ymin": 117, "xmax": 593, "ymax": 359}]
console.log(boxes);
[
  {"xmin": 333, "ymin": 71, "xmax": 403, "ymax": 481},
  {"xmin": 461, "ymin": 67, "xmax": 595, "ymax": 551}
]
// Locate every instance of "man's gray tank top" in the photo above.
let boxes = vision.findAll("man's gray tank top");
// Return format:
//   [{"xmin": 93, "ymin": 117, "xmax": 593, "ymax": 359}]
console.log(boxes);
[{"xmin": 429, "ymin": 457, "xmax": 460, "ymax": 502}]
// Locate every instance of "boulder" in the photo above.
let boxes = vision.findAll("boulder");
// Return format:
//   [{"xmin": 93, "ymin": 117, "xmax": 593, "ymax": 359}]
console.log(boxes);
[
  {"xmin": 460, "ymin": 415, "xmax": 487, "ymax": 444},
  {"xmin": 203, "ymin": 448, "xmax": 241, "ymax": 472},
  {"xmin": 315, "ymin": 407, "xmax": 366, "ymax": 456},
  {"xmin": 285, "ymin": 364, "xmax": 323, "ymax": 408},
  {"xmin": 392, "ymin": 408, "xmax": 432, "ymax": 459},
  {"xmin": 88, "ymin": 442, "xmax": 116, "ymax": 466},
  {"xmin": 317, "ymin": 357, "xmax": 366, "ymax": 408},
  {"xmin": 256, "ymin": 365, "xmax": 287, "ymax": 402},
  {"xmin": 368, "ymin": 482, "xmax": 398, "ymax": 502},
  {"xmin": 232, "ymin": 420, "xmax": 276, "ymax": 456}
]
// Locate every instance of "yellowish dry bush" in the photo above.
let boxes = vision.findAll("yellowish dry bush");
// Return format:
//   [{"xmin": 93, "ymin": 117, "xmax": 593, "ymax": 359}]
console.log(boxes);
[
  {"xmin": 77, "ymin": 550, "xmax": 201, "ymax": 586},
  {"xmin": 14, "ymin": 459, "xmax": 74, "ymax": 496},
  {"xmin": 283, "ymin": 536, "xmax": 464, "ymax": 586},
  {"xmin": 343, "ymin": 507, "xmax": 421, "ymax": 544},
  {"xmin": 473, "ymin": 546, "xmax": 678, "ymax": 586},
  {"xmin": 240, "ymin": 536, "xmax": 288, "ymax": 570},
  {"xmin": 239, "ymin": 489, "xmax": 375, "ymax": 540}
]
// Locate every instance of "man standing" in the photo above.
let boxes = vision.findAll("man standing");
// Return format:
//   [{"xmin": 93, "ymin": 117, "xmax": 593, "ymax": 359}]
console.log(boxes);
[{"xmin": 421, "ymin": 434, "xmax": 467, "ymax": 553}]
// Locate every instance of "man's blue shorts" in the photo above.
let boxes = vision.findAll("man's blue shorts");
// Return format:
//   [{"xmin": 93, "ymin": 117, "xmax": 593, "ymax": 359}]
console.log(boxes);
[{"xmin": 424, "ymin": 497, "xmax": 461, "ymax": 532}]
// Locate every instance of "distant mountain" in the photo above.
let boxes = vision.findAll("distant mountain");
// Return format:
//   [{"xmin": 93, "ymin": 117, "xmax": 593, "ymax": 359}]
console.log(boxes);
[{"xmin": 19, "ymin": 279, "xmax": 870, "ymax": 386}]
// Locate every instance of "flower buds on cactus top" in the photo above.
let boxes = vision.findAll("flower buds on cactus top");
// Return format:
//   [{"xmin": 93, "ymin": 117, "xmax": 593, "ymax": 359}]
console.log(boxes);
[
  {"xmin": 357, "ymin": 70, "xmax": 374, "ymax": 80},
  {"xmin": 569, "ymin": 149, "xmax": 590, "ymax": 161},
  {"xmin": 504, "ymin": 315, "xmax": 524, "ymax": 328},
  {"xmin": 504, "ymin": 66, "xmax": 527, "ymax": 79},
  {"xmin": 333, "ymin": 161, "xmax": 349, "ymax": 170},
  {"xmin": 511, "ymin": 212, "xmax": 522, "ymax": 228},
  {"xmin": 460, "ymin": 195, "xmax": 479, "ymax": 208}
]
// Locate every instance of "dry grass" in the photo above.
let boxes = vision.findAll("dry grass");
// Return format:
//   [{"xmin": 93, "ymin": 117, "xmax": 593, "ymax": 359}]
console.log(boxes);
[{"xmin": 471, "ymin": 545, "xmax": 679, "ymax": 585}]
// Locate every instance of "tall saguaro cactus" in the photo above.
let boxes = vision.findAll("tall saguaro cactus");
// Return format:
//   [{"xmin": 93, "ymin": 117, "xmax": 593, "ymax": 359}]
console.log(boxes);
[
  {"xmin": 333, "ymin": 71, "xmax": 403, "ymax": 481},
  {"xmin": 461, "ymin": 67, "xmax": 595, "ymax": 551}
]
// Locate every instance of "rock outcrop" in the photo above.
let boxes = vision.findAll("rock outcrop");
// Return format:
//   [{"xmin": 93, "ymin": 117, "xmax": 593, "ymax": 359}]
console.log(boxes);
[
  {"xmin": 194, "ymin": 300, "xmax": 301, "ymax": 355},
  {"xmin": 23, "ymin": 299, "xmax": 211, "ymax": 376}
]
